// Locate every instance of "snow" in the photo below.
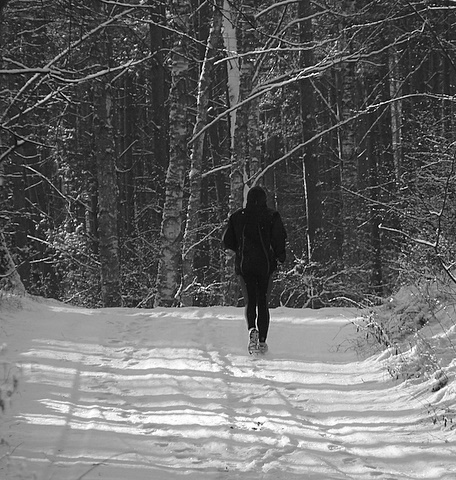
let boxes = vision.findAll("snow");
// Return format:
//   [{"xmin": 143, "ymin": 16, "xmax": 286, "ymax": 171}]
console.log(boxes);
[{"xmin": 1, "ymin": 295, "xmax": 455, "ymax": 479}]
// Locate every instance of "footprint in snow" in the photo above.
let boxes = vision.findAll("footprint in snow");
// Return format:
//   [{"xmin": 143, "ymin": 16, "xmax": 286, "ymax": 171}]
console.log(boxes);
[{"xmin": 327, "ymin": 443, "xmax": 345, "ymax": 451}]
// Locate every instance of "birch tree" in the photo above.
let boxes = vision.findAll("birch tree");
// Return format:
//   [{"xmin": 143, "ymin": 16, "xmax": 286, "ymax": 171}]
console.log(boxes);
[
  {"xmin": 180, "ymin": 0, "xmax": 223, "ymax": 306},
  {"xmin": 155, "ymin": 0, "xmax": 191, "ymax": 307},
  {"xmin": 222, "ymin": 0, "xmax": 242, "ymax": 214},
  {"xmin": 2, "ymin": 0, "xmax": 456, "ymax": 307},
  {"xmin": 220, "ymin": 0, "xmax": 262, "ymax": 305}
]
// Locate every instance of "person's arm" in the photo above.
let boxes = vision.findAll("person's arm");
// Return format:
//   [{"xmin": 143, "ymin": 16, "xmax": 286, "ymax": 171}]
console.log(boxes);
[
  {"xmin": 271, "ymin": 212, "xmax": 287, "ymax": 263},
  {"xmin": 222, "ymin": 216, "xmax": 238, "ymax": 252}
]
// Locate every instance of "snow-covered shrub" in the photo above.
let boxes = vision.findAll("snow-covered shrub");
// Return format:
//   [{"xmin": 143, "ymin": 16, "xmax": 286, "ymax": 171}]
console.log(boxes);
[
  {"xmin": 361, "ymin": 277, "xmax": 456, "ymax": 388},
  {"xmin": 274, "ymin": 257, "xmax": 382, "ymax": 308}
]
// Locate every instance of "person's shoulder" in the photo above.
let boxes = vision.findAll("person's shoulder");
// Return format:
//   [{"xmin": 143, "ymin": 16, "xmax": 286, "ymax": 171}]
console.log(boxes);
[{"xmin": 229, "ymin": 208, "xmax": 246, "ymax": 223}]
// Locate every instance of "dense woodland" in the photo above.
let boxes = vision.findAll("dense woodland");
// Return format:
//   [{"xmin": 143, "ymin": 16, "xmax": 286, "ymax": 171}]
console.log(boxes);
[{"xmin": 0, "ymin": 0, "xmax": 455, "ymax": 309}]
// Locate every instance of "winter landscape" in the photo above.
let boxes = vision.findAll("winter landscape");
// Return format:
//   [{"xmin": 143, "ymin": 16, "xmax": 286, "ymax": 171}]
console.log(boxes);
[
  {"xmin": 1, "ymin": 291, "xmax": 455, "ymax": 480},
  {"xmin": 2, "ymin": 3, "xmax": 456, "ymax": 479}
]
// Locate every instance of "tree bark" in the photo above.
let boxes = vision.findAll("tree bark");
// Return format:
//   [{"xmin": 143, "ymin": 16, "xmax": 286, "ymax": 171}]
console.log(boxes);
[
  {"xmin": 222, "ymin": 0, "xmax": 243, "ymax": 214},
  {"xmin": 155, "ymin": 0, "xmax": 191, "ymax": 307},
  {"xmin": 0, "ymin": 0, "xmax": 25, "ymax": 296},
  {"xmin": 299, "ymin": 0, "xmax": 322, "ymax": 263},
  {"xmin": 0, "ymin": 232, "xmax": 25, "ymax": 295},
  {"xmin": 10, "ymin": 152, "xmax": 31, "ymax": 288},
  {"xmin": 388, "ymin": 45, "xmax": 402, "ymax": 185},
  {"xmin": 222, "ymin": 0, "xmax": 258, "ymax": 305},
  {"xmin": 149, "ymin": 0, "xmax": 168, "ymax": 175},
  {"xmin": 92, "ymin": 4, "xmax": 121, "ymax": 307},
  {"xmin": 118, "ymin": 74, "xmax": 135, "ymax": 238},
  {"xmin": 94, "ymin": 80, "xmax": 121, "ymax": 307},
  {"xmin": 180, "ymin": 0, "xmax": 223, "ymax": 306},
  {"xmin": 367, "ymin": 111, "xmax": 383, "ymax": 296},
  {"xmin": 333, "ymin": 4, "xmax": 356, "ymax": 262}
]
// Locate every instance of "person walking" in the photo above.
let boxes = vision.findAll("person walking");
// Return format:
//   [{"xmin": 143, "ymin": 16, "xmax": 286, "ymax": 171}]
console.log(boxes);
[{"xmin": 223, "ymin": 186, "xmax": 287, "ymax": 354}]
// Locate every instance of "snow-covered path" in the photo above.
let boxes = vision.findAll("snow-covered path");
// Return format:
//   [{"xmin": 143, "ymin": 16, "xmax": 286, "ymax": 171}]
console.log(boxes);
[{"xmin": 1, "ymin": 297, "xmax": 455, "ymax": 479}]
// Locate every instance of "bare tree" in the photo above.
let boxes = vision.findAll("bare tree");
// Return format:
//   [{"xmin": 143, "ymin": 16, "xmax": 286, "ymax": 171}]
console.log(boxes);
[
  {"xmin": 155, "ymin": 0, "xmax": 191, "ymax": 307},
  {"xmin": 180, "ymin": 0, "xmax": 223, "ymax": 306},
  {"xmin": 0, "ymin": 0, "xmax": 24, "ymax": 296},
  {"xmin": 298, "ymin": 0, "xmax": 322, "ymax": 263},
  {"xmin": 92, "ymin": 2, "xmax": 121, "ymax": 307}
]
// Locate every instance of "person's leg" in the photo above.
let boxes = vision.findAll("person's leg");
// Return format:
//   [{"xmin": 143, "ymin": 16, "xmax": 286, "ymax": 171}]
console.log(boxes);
[
  {"xmin": 239, "ymin": 274, "xmax": 257, "ymax": 331},
  {"xmin": 256, "ymin": 274, "xmax": 272, "ymax": 343},
  {"xmin": 267, "ymin": 273, "xmax": 273, "ymax": 299}
]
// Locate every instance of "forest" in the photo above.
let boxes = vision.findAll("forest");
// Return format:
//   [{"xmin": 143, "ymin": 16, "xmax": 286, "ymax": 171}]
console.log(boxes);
[{"xmin": 0, "ymin": 0, "xmax": 455, "ymax": 309}]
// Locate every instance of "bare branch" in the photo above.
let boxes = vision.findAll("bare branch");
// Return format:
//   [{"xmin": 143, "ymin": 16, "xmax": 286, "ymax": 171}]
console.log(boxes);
[{"xmin": 1, "ymin": 6, "xmax": 136, "ymax": 122}]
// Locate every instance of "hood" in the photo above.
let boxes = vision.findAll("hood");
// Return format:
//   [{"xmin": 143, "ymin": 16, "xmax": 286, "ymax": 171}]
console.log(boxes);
[{"xmin": 246, "ymin": 186, "xmax": 267, "ymax": 208}]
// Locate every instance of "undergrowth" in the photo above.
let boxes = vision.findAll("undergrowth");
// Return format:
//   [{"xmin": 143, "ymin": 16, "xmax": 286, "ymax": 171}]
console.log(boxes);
[{"xmin": 357, "ymin": 276, "xmax": 456, "ymax": 429}]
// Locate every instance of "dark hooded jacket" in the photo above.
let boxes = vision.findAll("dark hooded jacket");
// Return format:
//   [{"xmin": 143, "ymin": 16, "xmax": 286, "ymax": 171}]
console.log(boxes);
[{"xmin": 223, "ymin": 187, "xmax": 287, "ymax": 276}]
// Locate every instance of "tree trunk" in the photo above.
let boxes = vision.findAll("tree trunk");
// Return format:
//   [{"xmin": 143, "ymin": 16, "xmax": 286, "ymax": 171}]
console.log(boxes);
[
  {"xmin": 94, "ymin": 80, "xmax": 121, "ymax": 307},
  {"xmin": 242, "ymin": 1, "xmax": 260, "ymax": 183},
  {"xmin": 220, "ymin": 0, "xmax": 240, "ymax": 306},
  {"xmin": 180, "ymin": 0, "xmax": 223, "ymax": 306},
  {"xmin": 0, "ymin": 6, "xmax": 23, "ymax": 295},
  {"xmin": 299, "ymin": 0, "xmax": 322, "ymax": 263},
  {"xmin": 10, "ymin": 152, "xmax": 31, "ymax": 288},
  {"xmin": 222, "ymin": 0, "xmax": 243, "ymax": 213},
  {"xmin": 0, "ymin": 232, "xmax": 25, "ymax": 295},
  {"xmin": 231, "ymin": 0, "xmax": 259, "ymax": 195},
  {"xmin": 367, "ymin": 112, "xmax": 383, "ymax": 296},
  {"xmin": 221, "ymin": 0, "xmax": 263, "ymax": 305},
  {"xmin": 92, "ymin": 4, "xmax": 121, "ymax": 307},
  {"xmin": 118, "ymin": 74, "xmax": 135, "ymax": 238},
  {"xmin": 155, "ymin": 0, "xmax": 191, "ymax": 307},
  {"xmin": 0, "ymin": 0, "xmax": 25, "ymax": 297},
  {"xmin": 333, "ymin": 4, "xmax": 356, "ymax": 263},
  {"xmin": 388, "ymin": 45, "xmax": 402, "ymax": 185},
  {"xmin": 149, "ymin": 0, "xmax": 168, "ymax": 175}
]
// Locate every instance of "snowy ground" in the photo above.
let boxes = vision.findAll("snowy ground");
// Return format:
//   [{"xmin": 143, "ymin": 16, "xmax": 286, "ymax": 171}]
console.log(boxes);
[{"xmin": 1, "ymin": 296, "xmax": 455, "ymax": 479}]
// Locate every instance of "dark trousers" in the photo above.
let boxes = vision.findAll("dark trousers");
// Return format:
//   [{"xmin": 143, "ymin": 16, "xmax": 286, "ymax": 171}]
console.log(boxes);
[{"xmin": 239, "ymin": 273, "xmax": 273, "ymax": 343}]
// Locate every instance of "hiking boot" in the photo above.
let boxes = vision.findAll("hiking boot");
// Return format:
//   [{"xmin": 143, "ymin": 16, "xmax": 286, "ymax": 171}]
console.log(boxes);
[{"xmin": 248, "ymin": 328, "xmax": 259, "ymax": 354}]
